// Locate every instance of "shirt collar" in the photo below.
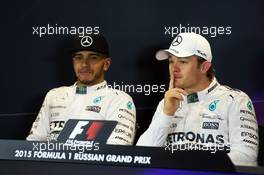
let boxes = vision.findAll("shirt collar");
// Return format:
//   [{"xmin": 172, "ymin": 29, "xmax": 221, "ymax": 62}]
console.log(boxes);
[
  {"xmin": 74, "ymin": 81, "xmax": 108, "ymax": 94},
  {"xmin": 186, "ymin": 77, "xmax": 219, "ymax": 103}
]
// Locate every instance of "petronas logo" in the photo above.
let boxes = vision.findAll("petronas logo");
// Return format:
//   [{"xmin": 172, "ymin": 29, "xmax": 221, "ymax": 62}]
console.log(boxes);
[
  {"xmin": 209, "ymin": 100, "xmax": 220, "ymax": 111},
  {"xmin": 93, "ymin": 96, "xmax": 102, "ymax": 104},
  {"xmin": 127, "ymin": 101, "xmax": 133, "ymax": 110},
  {"xmin": 247, "ymin": 101, "xmax": 253, "ymax": 111}
]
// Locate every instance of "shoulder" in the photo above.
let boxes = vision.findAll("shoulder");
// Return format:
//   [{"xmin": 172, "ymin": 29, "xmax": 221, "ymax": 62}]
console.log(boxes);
[
  {"xmin": 217, "ymin": 85, "xmax": 250, "ymax": 99},
  {"xmin": 152, "ymin": 98, "xmax": 165, "ymax": 112},
  {"xmin": 104, "ymin": 87, "xmax": 134, "ymax": 101},
  {"xmin": 102, "ymin": 87, "xmax": 136, "ymax": 111},
  {"xmin": 46, "ymin": 85, "xmax": 72, "ymax": 97},
  {"xmin": 158, "ymin": 99, "xmax": 165, "ymax": 107},
  {"xmin": 216, "ymin": 85, "xmax": 253, "ymax": 108}
]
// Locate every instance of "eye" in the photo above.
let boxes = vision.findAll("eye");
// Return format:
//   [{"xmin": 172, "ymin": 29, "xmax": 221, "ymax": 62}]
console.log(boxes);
[
  {"xmin": 73, "ymin": 55, "xmax": 82, "ymax": 61},
  {"xmin": 179, "ymin": 60, "xmax": 187, "ymax": 64},
  {"xmin": 90, "ymin": 56, "xmax": 100, "ymax": 60}
]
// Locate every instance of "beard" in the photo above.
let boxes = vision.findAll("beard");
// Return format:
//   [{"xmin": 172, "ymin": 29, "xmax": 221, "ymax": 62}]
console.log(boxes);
[{"xmin": 77, "ymin": 70, "xmax": 104, "ymax": 86}]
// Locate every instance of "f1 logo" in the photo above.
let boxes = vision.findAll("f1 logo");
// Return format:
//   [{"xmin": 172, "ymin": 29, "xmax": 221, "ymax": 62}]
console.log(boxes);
[
  {"xmin": 68, "ymin": 121, "xmax": 103, "ymax": 140},
  {"xmin": 69, "ymin": 121, "xmax": 89, "ymax": 139},
  {"xmin": 86, "ymin": 122, "xmax": 104, "ymax": 140}
]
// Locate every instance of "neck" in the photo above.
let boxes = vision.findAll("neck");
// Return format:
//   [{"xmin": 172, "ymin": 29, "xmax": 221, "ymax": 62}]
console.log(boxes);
[
  {"xmin": 77, "ymin": 79, "xmax": 105, "ymax": 87},
  {"xmin": 185, "ymin": 77, "xmax": 213, "ymax": 94}
]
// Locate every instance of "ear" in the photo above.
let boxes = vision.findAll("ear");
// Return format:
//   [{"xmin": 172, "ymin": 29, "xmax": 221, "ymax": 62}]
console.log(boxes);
[
  {"xmin": 201, "ymin": 61, "xmax": 211, "ymax": 74},
  {"xmin": 103, "ymin": 58, "xmax": 112, "ymax": 71}
]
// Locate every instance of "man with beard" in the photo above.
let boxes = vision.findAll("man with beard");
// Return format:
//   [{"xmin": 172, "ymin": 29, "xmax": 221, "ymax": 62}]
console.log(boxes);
[{"xmin": 27, "ymin": 34, "xmax": 136, "ymax": 145}]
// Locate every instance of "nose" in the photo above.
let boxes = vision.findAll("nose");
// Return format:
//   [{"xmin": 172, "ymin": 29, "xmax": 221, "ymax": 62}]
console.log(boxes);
[
  {"xmin": 172, "ymin": 60, "xmax": 180, "ymax": 72},
  {"xmin": 80, "ymin": 58, "xmax": 90, "ymax": 67}
]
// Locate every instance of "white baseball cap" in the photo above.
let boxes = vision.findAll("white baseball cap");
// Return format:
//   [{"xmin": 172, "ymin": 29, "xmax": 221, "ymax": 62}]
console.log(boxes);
[{"xmin": 156, "ymin": 32, "xmax": 212, "ymax": 62}]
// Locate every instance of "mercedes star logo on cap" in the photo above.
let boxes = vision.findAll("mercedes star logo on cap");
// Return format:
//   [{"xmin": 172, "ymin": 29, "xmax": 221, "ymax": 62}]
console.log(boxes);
[
  {"xmin": 81, "ymin": 36, "xmax": 93, "ymax": 47},
  {"xmin": 172, "ymin": 35, "xmax": 182, "ymax": 46}
]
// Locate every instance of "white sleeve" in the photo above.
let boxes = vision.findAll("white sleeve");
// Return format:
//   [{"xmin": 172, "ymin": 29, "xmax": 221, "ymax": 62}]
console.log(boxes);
[
  {"xmin": 106, "ymin": 93, "xmax": 136, "ymax": 145},
  {"xmin": 228, "ymin": 95, "xmax": 259, "ymax": 166},
  {"xmin": 26, "ymin": 92, "xmax": 51, "ymax": 141},
  {"xmin": 137, "ymin": 100, "xmax": 173, "ymax": 147}
]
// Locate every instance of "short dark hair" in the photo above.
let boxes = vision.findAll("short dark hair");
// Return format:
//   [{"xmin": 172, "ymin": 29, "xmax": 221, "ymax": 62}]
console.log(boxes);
[{"xmin": 197, "ymin": 56, "xmax": 215, "ymax": 80}]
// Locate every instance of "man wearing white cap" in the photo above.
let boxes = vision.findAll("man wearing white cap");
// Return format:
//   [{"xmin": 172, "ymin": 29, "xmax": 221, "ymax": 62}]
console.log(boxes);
[{"xmin": 137, "ymin": 32, "xmax": 259, "ymax": 166}]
